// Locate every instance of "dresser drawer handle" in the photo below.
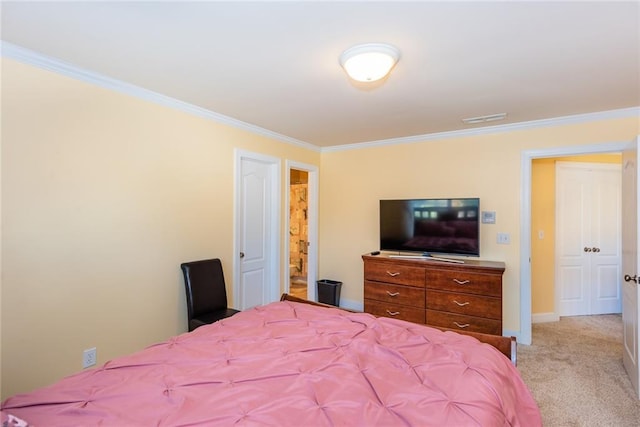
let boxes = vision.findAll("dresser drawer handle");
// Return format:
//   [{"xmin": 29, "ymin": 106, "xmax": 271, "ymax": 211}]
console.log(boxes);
[
  {"xmin": 386, "ymin": 310, "xmax": 400, "ymax": 316},
  {"xmin": 386, "ymin": 271, "xmax": 401, "ymax": 277},
  {"xmin": 386, "ymin": 291, "xmax": 400, "ymax": 297},
  {"xmin": 453, "ymin": 300, "xmax": 470, "ymax": 306},
  {"xmin": 453, "ymin": 322, "xmax": 470, "ymax": 329},
  {"xmin": 453, "ymin": 279, "xmax": 470, "ymax": 285}
]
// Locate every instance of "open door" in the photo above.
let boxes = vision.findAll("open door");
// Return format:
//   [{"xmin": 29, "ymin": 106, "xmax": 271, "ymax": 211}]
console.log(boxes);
[{"xmin": 622, "ymin": 136, "xmax": 640, "ymax": 398}]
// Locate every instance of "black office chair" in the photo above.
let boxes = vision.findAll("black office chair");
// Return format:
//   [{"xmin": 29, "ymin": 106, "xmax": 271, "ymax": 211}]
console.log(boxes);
[{"xmin": 180, "ymin": 258, "xmax": 240, "ymax": 331}]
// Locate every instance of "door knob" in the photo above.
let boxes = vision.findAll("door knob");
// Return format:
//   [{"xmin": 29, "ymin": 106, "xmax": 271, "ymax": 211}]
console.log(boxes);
[
  {"xmin": 592, "ymin": 247, "xmax": 600, "ymax": 253},
  {"xmin": 239, "ymin": 252, "xmax": 245, "ymax": 258},
  {"xmin": 624, "ymin": 274, "xmax": 638, "ymax": 284},
  {"xmin": 584, "ymin": 247, "xmax": 592, "ymax": 252}
]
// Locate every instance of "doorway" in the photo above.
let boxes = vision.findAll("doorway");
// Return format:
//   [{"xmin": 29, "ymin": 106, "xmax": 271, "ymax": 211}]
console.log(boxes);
[
  {"xmin": 289, "ymin": 169, "xmax": 309, "ymax": 299},
  {"xmin": 521, "ymin": 141, "xmax": 630, "ymax": 345},
  {"xmin": 285, "ymin": 161, "xmax": 318, "ymax": 301}
]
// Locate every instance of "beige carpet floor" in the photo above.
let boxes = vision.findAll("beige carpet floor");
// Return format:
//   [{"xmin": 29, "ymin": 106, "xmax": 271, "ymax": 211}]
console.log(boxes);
[{"xmin": 517, "ymin": 315, "xmax": 640, "ymax": 426}]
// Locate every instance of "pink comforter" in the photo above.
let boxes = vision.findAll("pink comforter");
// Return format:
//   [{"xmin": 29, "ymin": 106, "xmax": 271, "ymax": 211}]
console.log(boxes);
[{"xmin": 2, "ymin": 301, "xmax": 541, "ymax": 426}]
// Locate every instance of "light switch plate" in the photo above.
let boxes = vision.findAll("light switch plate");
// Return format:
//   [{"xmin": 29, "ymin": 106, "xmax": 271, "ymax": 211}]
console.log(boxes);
[{"xmin": 497, "ymin": 233, "xmax": 511, "ymax": 244}]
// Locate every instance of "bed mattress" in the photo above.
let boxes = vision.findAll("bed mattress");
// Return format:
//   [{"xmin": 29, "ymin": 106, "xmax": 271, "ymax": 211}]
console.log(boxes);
[{"xmin": 2, "ymin": 300, "xmax": 541, "ymax": 426}]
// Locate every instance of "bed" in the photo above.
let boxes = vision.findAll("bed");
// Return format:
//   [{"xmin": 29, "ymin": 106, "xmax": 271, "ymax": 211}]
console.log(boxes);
[{"xmin": 1, "ymin": 295, "xmax": 541, "ymax": 426}]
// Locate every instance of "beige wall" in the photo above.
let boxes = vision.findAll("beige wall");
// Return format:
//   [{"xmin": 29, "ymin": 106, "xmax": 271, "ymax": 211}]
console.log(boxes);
[
  {"xmin": 531, "ymin": 154, "xmax": 622, "ymax": 315},
  {"xmin": 319, "ymin": 119, "xmax": 639, "ymax": 335},
  {"xmin": 1, "ymin": 59, "xmax": 319, "ymax": 398}
]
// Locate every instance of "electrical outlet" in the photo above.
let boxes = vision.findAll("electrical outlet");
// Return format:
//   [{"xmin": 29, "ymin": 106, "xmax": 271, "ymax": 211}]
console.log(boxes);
[
  {"xmin": 83, "ymin": 347, "xmax": 97, "ymax": 369},
  {"xmin": 497, "ymin": 232, "xmax": 511, "ymax": 244}
]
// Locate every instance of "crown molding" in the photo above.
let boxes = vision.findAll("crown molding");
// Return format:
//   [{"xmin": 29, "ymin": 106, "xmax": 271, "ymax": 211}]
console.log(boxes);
[
  {"xmin": 3, "ymin": 41, "xmax": 637, "ymax": 154},
  {"xmin": 1, "ymin": 41, "xmax": 321, "ymax": 153},
  {"xmin": 322, "ymin": 107, "xmax": 640, "ymax": 153}
]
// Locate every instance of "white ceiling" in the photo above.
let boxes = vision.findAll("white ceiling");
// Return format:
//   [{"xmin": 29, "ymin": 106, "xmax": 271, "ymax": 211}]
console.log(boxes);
[{"xmin": 2, "ymin": 1, "xmax": 639, "ymax": 148}]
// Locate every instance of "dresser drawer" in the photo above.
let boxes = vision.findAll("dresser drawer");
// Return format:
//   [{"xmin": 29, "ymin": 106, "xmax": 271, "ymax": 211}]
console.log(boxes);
[
  {"xmin": 426, "ymin": 290, "xmax": 501, "ymax": 319},
  {"xmin": 365, "ymin": 281, "xmax": 425, "ymax": 308},
  {"xmin": 426, "ymin": 309, "xmax": 502, "ymax": 335},
  {"xmin": 364, "ymin": 261, "xmax": 425, "ymax": 287},
  {"xmin": 365, "ymin": 300, "xmax": 425, "ymax": 324},
  {"xmin": 425, "ymin": 269, "xmax": 501, "ymax": 297}
]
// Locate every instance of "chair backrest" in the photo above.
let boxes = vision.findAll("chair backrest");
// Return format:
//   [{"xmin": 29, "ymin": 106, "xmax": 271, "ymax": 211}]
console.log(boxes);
[{"xmin": 180, "ymin": 258, "xmax": 229, "ymax": 319}]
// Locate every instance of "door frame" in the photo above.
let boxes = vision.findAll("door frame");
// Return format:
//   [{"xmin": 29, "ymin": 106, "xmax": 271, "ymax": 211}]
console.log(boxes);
[
  {"xmin": 233, "ymin": 149, "xmax": 281, "ymax": 309},
  {"xmin": 284, "ymin": 161, "xmax": 319, "ymax": 301},
  {"xmin": 520, "ymin": 141, "xmax": 629, "ymax": 345}
]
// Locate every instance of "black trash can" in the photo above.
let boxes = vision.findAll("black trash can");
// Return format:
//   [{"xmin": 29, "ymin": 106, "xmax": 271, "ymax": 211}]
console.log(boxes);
[{"xmin": 317, "ymin": 279, "xmax": 342, "ymax": 307}]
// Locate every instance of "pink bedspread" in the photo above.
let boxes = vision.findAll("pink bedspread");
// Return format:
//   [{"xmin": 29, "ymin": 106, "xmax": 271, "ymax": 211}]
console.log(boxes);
[{"xmin": 2, "ymin": 301, "xmax": 541, "ymax": 426}]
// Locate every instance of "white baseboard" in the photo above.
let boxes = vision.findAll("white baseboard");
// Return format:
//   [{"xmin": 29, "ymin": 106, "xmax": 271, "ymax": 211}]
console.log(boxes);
[
  {"xmin": 339, "ymin": 299, "xmax": 364, "ymax": 312},
  {"xmin": 532, "ymin": 312, "xmax": 559, "ymax": 323}
]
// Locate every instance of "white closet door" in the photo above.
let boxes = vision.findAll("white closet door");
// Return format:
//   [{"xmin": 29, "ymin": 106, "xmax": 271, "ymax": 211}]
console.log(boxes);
[
  {"xmin": 556, "ymin": 162, "xmax": 621, "ymax": 316},
  {"xmin": 591, "ymin": 166, "xmax": 623, "ymax": 314}
]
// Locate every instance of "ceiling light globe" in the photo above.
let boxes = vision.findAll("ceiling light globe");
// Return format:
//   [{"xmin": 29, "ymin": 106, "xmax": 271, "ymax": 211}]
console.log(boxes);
[{"xmin": 340, "ymin": 43, "xmax": 400, "ymax": 83}]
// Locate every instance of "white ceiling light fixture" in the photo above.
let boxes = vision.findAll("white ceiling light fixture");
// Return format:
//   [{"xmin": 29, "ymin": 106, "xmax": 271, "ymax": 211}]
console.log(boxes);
[{"xmin": 339, "ymin": 43, "xmax": 400, "ymax": 82}]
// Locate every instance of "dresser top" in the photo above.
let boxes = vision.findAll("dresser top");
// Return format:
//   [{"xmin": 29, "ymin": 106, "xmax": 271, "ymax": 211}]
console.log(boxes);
[{"xmin": 362, "ymin": 253, "xmax": 505, "ymax": 273}]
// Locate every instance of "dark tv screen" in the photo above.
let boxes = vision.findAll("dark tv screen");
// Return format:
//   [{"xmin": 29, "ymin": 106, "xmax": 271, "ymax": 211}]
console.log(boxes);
[{"xmin": 379, "ymin": 198, "xmax": 480, "ymax": 256}]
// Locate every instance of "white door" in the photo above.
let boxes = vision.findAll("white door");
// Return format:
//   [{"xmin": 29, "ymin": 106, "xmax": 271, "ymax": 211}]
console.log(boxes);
[
  {"xmin": 556, "ymin": 162, "xmax": 622, "ymax": 316},
  {"xmin": 235, "ymin": 150, "xmax": 281, "ymax": 310},
  {"xmin": 622, "ymin": 138, "xmax": 640, "ymax": 398}
]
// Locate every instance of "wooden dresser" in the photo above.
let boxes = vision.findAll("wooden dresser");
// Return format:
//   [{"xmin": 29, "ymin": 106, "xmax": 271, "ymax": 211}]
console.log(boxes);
[{"xmin": 363, "ymin": 254, "xmax": 505, "ymax": 335}]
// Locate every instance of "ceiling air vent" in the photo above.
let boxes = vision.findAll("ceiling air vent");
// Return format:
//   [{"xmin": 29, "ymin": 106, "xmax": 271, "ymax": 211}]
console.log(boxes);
[{"xmin": 462, "ymin": 113, "xmax": 507, "ymax": 124}]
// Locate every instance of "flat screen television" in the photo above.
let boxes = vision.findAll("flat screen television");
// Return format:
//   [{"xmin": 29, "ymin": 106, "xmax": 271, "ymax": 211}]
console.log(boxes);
[{"xmin": 379, "ymin": 198, "xmax": 480, "ymax": 257}]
